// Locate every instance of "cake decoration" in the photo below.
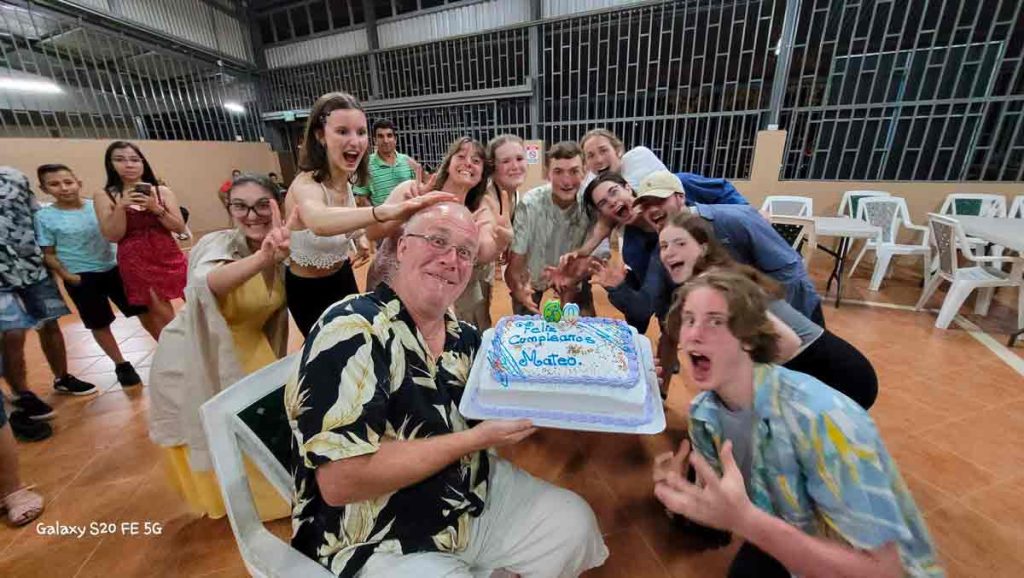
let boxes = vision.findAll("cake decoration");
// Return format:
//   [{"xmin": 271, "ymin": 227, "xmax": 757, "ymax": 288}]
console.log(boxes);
[
  {"xmin": 474, "ymin": 314, "xmax": 651, "ymax": 428},
  {"xmin": 561, "ymin": 303, "xmax": 580, "ymax": 325},
  {"xmin": 542, "ymin": 299, "xmax": 562, "ymax": 323}
]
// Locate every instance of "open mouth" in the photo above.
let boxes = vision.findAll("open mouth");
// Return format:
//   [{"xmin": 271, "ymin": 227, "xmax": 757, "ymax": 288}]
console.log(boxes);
[
  {"xmin": 687, "ymin": 352, "xmax": 712, "ymax": 382},
  {"xmin": 614, "ymin": 204, "xmax": 629, "ymax": 219},
  {"xmin": 342, "ymin": 151, "xmax": 361, "ymax": 164},
  {"xmin": 665, "ymin": 260, "xmax": 688, "ymax": 278}
]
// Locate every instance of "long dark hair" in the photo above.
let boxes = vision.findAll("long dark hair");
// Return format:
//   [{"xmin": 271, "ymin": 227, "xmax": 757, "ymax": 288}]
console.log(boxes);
[
  {"xmin": 434, "ymin": 137, "xmax": 490, "ymax": 211},
  {"xmin": 104, "ymin": 141, "xmax": 158, "ymax": 194},
  {"xmin": 665, "ymin": 212, "xmax": 784, "ymax": 298},
  {"xmin": 298, "ymin": 91, "xmax": 370, "ymax": 187},
  {"xmin": 582, "ymin": 170, "xmax": 629, "ymax": 218}
]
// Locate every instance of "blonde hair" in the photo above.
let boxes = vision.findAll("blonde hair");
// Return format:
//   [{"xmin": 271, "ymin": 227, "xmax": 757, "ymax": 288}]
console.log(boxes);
[{"xmin": 580, "ymin": 128, "xmax": 625, "ymax": 156}]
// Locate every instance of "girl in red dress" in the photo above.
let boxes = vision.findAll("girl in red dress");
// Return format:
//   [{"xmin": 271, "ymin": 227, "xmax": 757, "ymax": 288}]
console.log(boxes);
[{"xmin": 94, "ymin": 141, "xmax": 187, "ymax": 339}]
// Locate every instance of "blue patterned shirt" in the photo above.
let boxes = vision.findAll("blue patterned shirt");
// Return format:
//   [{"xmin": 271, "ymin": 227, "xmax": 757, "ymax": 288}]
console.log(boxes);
[
  {"xmin": 0, "ymin": 167, "xmax": 48, "ymax": 289},
  {"xmin": 688, "ymin": 364, "xmax": 943, "ymax": 577}
]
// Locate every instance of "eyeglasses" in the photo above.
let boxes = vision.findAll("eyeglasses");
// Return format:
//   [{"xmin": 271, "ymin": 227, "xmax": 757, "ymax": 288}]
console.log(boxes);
[
  {"xmin": 227, "ymin": 199, "xmax": 274, "ymax": 218},
  {"xmin": 404, "ymin": 233, "xmax": 476, "ymax": 262}
]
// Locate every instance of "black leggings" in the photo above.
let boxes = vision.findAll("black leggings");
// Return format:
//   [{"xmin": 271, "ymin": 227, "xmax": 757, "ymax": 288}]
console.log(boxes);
[
  {"xmin": 285, "ymin": 262, "xmax": 360, "ymax": 338},
  {"xmin": 784, "ymin": 329, "xmax": 878, "ymax": 410}
]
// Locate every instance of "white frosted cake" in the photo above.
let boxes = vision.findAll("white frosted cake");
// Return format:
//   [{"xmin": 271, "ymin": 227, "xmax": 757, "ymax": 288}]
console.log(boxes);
[{"xmin": 472, "ymin": 315, "xmax": 652, "ymax": 425}]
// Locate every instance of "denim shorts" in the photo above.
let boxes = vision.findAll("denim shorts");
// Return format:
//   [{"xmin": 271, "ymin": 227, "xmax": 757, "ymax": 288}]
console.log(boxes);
[{"xmin": 0, "ymin": 278, "xmax": 71, "ymax": 332}]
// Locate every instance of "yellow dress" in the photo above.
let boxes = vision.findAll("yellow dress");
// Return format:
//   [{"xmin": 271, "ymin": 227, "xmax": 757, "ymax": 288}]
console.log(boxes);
[{"xmin": 163, "ymin": 271, "xmax": 291, "ymax": 521}]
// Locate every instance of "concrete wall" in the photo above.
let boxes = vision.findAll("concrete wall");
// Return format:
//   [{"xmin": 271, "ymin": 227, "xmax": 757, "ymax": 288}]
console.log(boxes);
[
  {"xmin": 737, "ymin": 130, "xmax": 1022, "ymax": 222},
  {"xmin": 2, "ymin": 138, "xmax": 280, "ymax": 237}
]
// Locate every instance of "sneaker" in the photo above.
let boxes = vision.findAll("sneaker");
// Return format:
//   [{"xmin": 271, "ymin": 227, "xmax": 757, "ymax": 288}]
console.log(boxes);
[
  {"xmin": 8, "ymin": 411, "xmax": 53, "ymax": 442},
  {"xmin": 12, "ymin": 391, "xmax": 56, "ymax": 420},
  {"xmin": 115, "ymin": 362, "xmax": 142, "ymax": 387},
  {"xmin": 53, "ymin": 374, "xmax": 98, "ymax": 396}
]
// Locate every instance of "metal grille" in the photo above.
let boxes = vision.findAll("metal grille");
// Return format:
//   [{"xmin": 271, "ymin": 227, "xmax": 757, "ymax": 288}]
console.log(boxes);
[
  {"xmin": 538, "ymin": 0, "xmax": 783, "ymax": 179},
  {"xmin": 365, "ymin": 98, "xmax": 531, "ymax": 171},
  {"xmin": 780, "ymin": 0, "xmax": 1024, "ymax": 181},
  {"xmin": 0, "ymin": 2, "xmax": 263, "ymax": 141},
  {"xmin": 375, "ymin": 27, "xmax": 530, "ymax": 98},
  {"xmin": 260, "ymin": 53, "xmax": 372, "ymax": 111}
]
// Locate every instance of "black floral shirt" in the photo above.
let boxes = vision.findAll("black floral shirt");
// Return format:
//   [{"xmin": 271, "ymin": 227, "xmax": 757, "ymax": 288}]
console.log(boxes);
[
  {"xmin": 0, "ymin": 167, "xmax": 47, "ymax": 289},
  {"xmin": 286, "ymin": 283, "xmax": 487, "ymax": 577}
]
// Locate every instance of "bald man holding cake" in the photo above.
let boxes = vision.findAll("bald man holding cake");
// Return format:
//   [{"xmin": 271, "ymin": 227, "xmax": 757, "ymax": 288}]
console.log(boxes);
[{"xmin": 286, "ymin": 202, "xmax": 608, "ymax": 578}]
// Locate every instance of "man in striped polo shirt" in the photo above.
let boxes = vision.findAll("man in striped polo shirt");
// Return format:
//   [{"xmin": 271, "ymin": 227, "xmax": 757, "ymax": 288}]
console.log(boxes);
[{"xmin": 355, "ymin": 119, "xmax": 424, "ymax": 207}]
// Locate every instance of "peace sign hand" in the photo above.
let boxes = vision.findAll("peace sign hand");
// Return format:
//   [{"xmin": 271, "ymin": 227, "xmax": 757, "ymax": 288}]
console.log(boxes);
[{"xmin": 258, "ymin": 201, "xmax": 296, "ymax": 264}]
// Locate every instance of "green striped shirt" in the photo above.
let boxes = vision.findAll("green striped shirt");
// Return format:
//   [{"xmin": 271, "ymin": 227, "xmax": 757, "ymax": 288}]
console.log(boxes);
[{"xmin": 354, "ymin": 152, "xmax": 416, "ymax": 206}]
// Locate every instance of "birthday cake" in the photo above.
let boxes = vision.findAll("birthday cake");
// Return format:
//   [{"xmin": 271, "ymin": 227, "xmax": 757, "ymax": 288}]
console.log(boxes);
[{"xmin": 474, "ymin": 310, "xmax": 651, "ymax": 425}]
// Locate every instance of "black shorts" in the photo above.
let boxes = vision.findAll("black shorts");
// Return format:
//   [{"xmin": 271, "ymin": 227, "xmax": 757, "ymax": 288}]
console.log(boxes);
[{"xmin": 63, "ymin": 267, "xmax": 148, "ymax": 330}]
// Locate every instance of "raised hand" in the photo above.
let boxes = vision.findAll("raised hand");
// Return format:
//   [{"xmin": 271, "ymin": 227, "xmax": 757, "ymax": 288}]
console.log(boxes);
[
  {"xmin": 404, "ymin": 173, "xmax": 438, "ymax": 199},
  {"xmin": 654, "ymin": 440, "xmax": 754, "ymax": 533},
  {"xmin": 258, "ymin": 201, "xmax": 295, "ymax": 264},
  {"xmin": 487, "ymin": 188, "xmax": 514, "ymax": 249},
  {"xmin": 558, "ymin": 250, "xmax": 582, "ymax": 270},
  {"xmin": 588, "ymin": 258, "xmax": 628, "ymax": 289},
  {"xmin": 510, "ymin": 280, "xmax": 541, "ymax": 314},
  {"xmin": 386, "ymin": 191, "xmax": 459, "ymax": 221}
]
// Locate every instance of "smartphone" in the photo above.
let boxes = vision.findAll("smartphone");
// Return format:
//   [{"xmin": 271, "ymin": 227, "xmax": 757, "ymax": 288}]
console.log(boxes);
[{"xmin": 133, "ymin": 183, "xmax": 152, "ymax": 196}]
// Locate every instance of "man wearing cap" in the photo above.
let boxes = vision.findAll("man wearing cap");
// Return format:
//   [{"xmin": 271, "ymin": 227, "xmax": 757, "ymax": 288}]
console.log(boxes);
[{"xmin": 633, "ymin": 170, "xmax": 823, "ymax": 325}]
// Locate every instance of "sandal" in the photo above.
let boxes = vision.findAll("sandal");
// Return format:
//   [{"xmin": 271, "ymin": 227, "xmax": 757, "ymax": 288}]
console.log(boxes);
[{"xmin": 1, "ymin": 485, "xmax": 44, "ymax": 526}]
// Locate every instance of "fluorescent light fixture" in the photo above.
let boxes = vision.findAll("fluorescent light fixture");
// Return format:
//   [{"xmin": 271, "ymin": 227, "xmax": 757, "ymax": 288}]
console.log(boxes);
[
  {"xmin": 0, "ymin": 78, "xmax": 62, "ymax": 94},
  {"xmin": 223, "ymin": 101, "xmax": 245, "ymax": 114}
]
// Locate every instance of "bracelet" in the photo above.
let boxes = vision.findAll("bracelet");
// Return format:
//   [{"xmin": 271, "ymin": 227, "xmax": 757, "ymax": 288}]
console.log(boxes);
[{"xmin": 371, "ymin": 205, "xmax": 384, "ymax": 223}]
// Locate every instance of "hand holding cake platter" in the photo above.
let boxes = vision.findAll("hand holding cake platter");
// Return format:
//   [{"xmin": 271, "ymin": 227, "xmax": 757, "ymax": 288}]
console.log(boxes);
[{"xmin": 460, "ymin": 304, "xmax": 665, "ymax": 434}]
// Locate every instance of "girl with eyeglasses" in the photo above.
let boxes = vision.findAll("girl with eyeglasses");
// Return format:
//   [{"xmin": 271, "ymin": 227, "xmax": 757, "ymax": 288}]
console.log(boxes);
[{"xmin": 149, "ymin": 174, "xmax": 295, "ymax": 521}]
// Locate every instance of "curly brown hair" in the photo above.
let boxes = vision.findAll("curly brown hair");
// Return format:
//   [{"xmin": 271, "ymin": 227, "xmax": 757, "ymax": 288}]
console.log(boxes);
[{"xmin": 666, "ymin": 270, "xmax": 780, "ymax": 364}]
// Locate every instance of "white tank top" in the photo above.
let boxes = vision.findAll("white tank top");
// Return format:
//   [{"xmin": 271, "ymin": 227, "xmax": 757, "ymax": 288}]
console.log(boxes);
[{"xmin": 289, "ymin": 182, "xmax": 361, "ymax": 269}]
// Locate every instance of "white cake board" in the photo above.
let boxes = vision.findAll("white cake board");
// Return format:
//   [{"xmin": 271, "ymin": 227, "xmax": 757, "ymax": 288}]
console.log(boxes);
[{"xmin": 459, "ymin": 329, "xmax": 666, "ymax": 435}]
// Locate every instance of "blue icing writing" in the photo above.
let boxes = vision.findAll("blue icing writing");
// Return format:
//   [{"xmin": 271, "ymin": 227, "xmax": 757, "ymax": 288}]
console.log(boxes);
[
  {"xmin": 507, "ymin": 333, "xmax": 596, "ymax": 346},
  {"xmin": 518, "ymin": 350, "xmax": 580, "ymax": 367}
]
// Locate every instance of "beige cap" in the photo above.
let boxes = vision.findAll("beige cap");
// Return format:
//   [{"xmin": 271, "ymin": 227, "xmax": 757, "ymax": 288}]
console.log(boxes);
[{"xmin": 634, "ymin": 170, "xmax": 684, "ymax": 203}]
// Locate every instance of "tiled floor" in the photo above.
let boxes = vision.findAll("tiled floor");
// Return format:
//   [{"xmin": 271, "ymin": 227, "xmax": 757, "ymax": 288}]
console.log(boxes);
[{"xmin": 1, "ymin": 257, "xmax": 1022, "ymax": 577}]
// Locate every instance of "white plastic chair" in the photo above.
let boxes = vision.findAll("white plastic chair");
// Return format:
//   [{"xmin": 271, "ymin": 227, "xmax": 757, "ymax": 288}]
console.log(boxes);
[
  {"xmin": 767, "ymin": 214, "xmax": 816, "ymax": 268},
  {"xmin": 760, "ymin": 195, "xmax": 813, "ymax": 217},
  {"xmin": 939, "ymin": 193, "xmax": 1010, "ymax": 260},
  {"xmin": 848, "ymin": 197, "xmax": 930, "ymax": 291},
  {"xmin": 837, "ymin": 190, "xmax": 890, "ymax": 218},
  {"xmin": 200, "ymin": 353, "xmax": 333, "ymax": 578},
  {"xmin": 914, "ymin": 214, "xmax": 1023, "ymax": 330},
  {"xmin": 1010, "ymin": 195, "xmax": 1024, "ymax": 219},
  {"xmin": 938, "ymin": 193, "xmax": 1008, "ymax": 218}
]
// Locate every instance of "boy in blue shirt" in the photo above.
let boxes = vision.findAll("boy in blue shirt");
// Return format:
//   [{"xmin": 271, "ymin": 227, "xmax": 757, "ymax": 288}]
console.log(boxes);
[
  {"xmin": 655, "ymin": 271, "xmax": 941, "ymax": 577},
  {"xmin": 35, "ymin": 164, "xmax": 146, "ymax": 388}
]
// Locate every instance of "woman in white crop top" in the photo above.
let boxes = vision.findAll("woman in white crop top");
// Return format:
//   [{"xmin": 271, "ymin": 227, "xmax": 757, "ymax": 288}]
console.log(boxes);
[{"xmin": 284, "ymin": 92, "xmax": 457, "ymax": 337}]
